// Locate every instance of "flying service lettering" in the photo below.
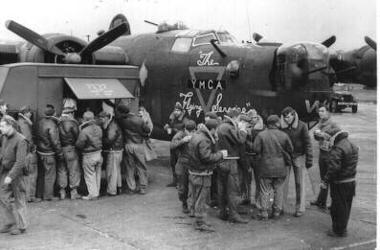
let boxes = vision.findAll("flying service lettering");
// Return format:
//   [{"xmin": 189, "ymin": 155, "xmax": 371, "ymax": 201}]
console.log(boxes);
[{"xmin": 178, "ymin": 91, "xmax": 251, "ymax": 114}]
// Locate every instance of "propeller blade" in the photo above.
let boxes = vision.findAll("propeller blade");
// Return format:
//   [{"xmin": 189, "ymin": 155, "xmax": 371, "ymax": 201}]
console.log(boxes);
[
  {"xmin": 5, "ymin": 20, "xmax": 65, "ymax": 56},
  {"xmin": 80, "ymin": 22, "xmax": 128, "ymax": 56},
  {"xmin": 252, "ymin": 32, "xmax": 263, "ymax": 42},
  {"xmin": 364, "ymin": 36, "xmax": 376, "ymax": 51},
  {"xmin": 321, "ymin": 35, "xmax": 336, "ymax": 48}
]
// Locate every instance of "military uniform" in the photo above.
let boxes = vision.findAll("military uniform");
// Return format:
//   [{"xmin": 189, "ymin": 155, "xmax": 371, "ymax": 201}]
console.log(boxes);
[
  {"xmin": 216, "ymin": 115, "xmax": 248, "ymax": 222},
  {"xmin": 76, "ymin": 116, "xmax": 103, "ymax": 200},
  {"xmin": 0, "ymin": 129, "xmax": 28, "ymax": 234},
  {"xmin": 37, "ymin": 113, "xmax": 62, "ymax": 200},
  {"xmin": 187, "ymin": 122, "xmax": 223, "ymax": 231}
]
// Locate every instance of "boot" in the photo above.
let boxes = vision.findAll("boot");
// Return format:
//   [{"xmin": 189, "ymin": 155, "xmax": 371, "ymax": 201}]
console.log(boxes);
[
  {"xmin": 70, "ymin": 189, "xmax": 81, "ymax": 200},
  {"xmin": 229, "ymin": 214, "xmax": 249, "ymax": 224},
  {"xmin": 117, "ymin": 187, "xmax": 122, "ymax": 195},
  {"xmin": 9, "ymin": 228, "xmax": 26, "ymax": 235},
  {"xmin": 182, "ymin": 203, "xmax": 190, "ymax": 214},
  {"xmin": 0, "ymin": 224, "xmax": 14, "ymax": 233},
  {"xmin": 59, "ymin": 189, "xmax": 66, "ymax": 200},
  {"xmin": 194, "ymin": 221, "xmax": 215, "ymax": 232},
  {"xmin": 219, "ymin": 210, "xmax": 229, "ymax": 221}
]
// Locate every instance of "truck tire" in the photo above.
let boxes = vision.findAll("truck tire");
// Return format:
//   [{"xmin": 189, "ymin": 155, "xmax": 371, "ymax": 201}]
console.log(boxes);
[
  {"xmin": 330, "ymin": 100, "xmax": 338, "ymax": 113},
  {"xmin": 352, "ymin": 105, "xmax": 358, "ymax": 113}
]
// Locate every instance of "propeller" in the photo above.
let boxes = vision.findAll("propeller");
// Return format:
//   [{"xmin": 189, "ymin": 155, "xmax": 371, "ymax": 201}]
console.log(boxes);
[
  {"xmin": 321, "ymin": 35, "xmax": 336, "ymax": 48},
  {"xmin": 364, "ymin": 36, "xmax": 376, "ymax": 51},
  {"xmin": 5, "ymin": 20, "xmax": 65, "ymax": 56},
  {"xmin": 6, "ymin": 20, "xmax": 128, "ymax": 63}
]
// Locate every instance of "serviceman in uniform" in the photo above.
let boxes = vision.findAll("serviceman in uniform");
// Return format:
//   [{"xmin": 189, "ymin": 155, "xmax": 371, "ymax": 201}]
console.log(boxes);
[
  {"xmin": 0, "ymin": 115, "xmax": 29, "ymax": 235},
  {"xmin": 253, "ymin": 115, "xmax": 294, "ymax": 220},
  {"xmin": 170, "ymin": 119, "xmax": 196, "ymax": 214},
  {"xmin": 280, "ymin": 106, "xmax": 313, "ymax": 217},
  {"xmin": 57, "ymin": 107, "xmax": 81, "ymax": 200},
  {"xmin": 76, "ymin": 111, "xmax": 103, "ymax": 200},
  {"xmin": 98, "ymin": 111, "xmax": 124, "ymax": 196},
  {"xmin": 36, "ymin": 104, "xmax": 63, "ymax": 201},
  {"xmin": 244, "ymin": 109, "xmax": 265, "ymax": 209},
  {"xmin": 117, "ymin": 103, "xmax": 151, "ymax": 194},
  {"xmin": 165, "ymin": 102, "xmax": 187, "ymax": 187},
  {"xmin": 217, "ymin": 109, "xmax": 249, "ymax": 223},
  {"xmin": 187, "ymin": 119, "xmax": 226, "ymax": 232},
  {"xmin": 322, "ymin": 128, "xmax": 358, "ymax": 237},
  {"xmin": 17, "ymin": 106, "xmax": 40, "ymax": 203},
  {"xmin": 311, "ymin": 105, "xmax": 341, "ymax": 209}
]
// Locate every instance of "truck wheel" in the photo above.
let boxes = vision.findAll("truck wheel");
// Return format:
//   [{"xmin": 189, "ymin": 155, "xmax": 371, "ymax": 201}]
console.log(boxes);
[
  {"xmin": 330, "ymin": 100, "xmax": 338, "ymax": 113},
  {"xmin": 352, "ymin": 105, "xmax": 358, "ymax": 113}
]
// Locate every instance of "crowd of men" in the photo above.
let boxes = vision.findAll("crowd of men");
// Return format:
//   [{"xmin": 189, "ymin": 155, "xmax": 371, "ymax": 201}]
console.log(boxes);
[
  {"xmin": 167, "ymin": 103, "xmax": 358, "ymax": 237},
  {"xmin": 0, "ymin": 102, "xmax": 155, "ymax": 235},
  {"xmin": 0, "ymin": 100, "xmax": 358, "ymax": 239}
]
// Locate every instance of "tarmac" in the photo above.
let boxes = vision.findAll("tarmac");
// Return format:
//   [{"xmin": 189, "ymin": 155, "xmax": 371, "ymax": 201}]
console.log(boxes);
[{"xmin": 0, "ymin": 102, "xmax": 377, "ymax": 250}]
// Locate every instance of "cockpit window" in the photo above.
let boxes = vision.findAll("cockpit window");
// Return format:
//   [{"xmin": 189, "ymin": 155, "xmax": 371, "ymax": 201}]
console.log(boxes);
[
  {"xmin": 171, "ymin": 37, "xmax": 192, "ymax": 52},
  {"xmin": 216, "ymin": 32, "xmax": 238, "ymax": 45},
  {"xmin": 192, "ymin": 33, "xmax": 217, "ymax": 47}
]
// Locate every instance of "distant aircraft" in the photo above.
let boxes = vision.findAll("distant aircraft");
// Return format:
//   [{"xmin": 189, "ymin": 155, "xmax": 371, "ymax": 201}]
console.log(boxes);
[{"xmin": 330, "ymin": 36, "xmax": 376, "ymax": 88}]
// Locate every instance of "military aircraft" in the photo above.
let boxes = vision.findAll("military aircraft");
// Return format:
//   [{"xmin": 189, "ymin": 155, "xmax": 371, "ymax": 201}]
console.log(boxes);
[{"xmin": 0, "ymin": 15, "xmax": 375, "ymax": 140}]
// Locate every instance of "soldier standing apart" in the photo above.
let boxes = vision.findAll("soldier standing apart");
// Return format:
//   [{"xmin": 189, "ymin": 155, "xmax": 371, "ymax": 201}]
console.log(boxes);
[
  {"xmin": 321, "ymin": 129, "xmax": 358, "ymax": 237},
  {"xmin": 37, "ymin": 105, "xmax": 63, "ymax": 201},
  {"xmin": 280, "ymin": 106, "xmax": 313, "ymax": 217},
  {"xmin": 57, "ymin": 107, "xmax": 81, "ymax": 200},
  {"xmin": 311, "ymin": 105, "xmax": 340, "ymax": 209},
  {"xmin": 217, "ymin": 109, "xmax": 249, "ymax": 223},
  {"xmin": 98, "ymin": 111, "xmax": 124, "ymax": 196},
  {"xmin": 253, "ymin": 115, "xmax": 293, "ymax": 220},
  {"xmin": 17, "ymin": 106, "xmax": 40, "ymax": 203},
  {"xmin": 76, "ymin": 111, "xmax": 103, "ymax": 200},
  {"xmin": 187, "ymin": 119, "xmax": 226, "ymax": 232},
  {"xmin": 117, "ymin": 103, "xmax": 151, "ymax": 194},
  {"xmin": 0, "ymin": 115, "xmax": 28, "ymax": 235},
  {"xmin": 170, "ymin": 120, "xmax": 196, "ymax": 214}
]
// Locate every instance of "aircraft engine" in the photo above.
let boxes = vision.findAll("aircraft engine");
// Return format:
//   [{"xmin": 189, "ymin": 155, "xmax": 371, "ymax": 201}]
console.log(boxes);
[
  {"xmin": 5, "ymin": 20, "xmax": 128, "ymax": 64},
  {"xmin": 276, "ymin": 42, "xmax": 331, "ymax": 90}
]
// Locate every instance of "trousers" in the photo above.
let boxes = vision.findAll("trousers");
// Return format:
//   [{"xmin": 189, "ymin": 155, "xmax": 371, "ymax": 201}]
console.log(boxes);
[
  {"xmin": 175, "ymin": 161, "xmax": 189, "ymax": 205},
  {"xmin": 330, "ymin": 181, "xmax": 355, "ymax": 234},
  {"xmin": 190, "ymin": 174, "xmax": 211, "ymax": 224},
  {"xmin": 283, "ymin": 155, "xmax": 307, "ymax": 212},
  {"xmin": 217, "ymin": 160, "xmax": 240, "ymax": 217},
  {"xmin": 82, "ymin": 151, "xmax": 103, "ymax": 198},
  {"xmin": 124, "ymin": 144, "xmax": 148, "ymax": 191},
  {"xmin": 25, "ymin": 152, "xmax": 38, "ymax": 201},
  {"xmin": 57, "ymin": 146, "xmax": 81, "ymax": 190},
  {"xmin": 0, "ymin": 174, "xmax": 27, "ymax": 230},
  {"xmin": 259, "ymin": 177, "xmax": 286, "ymax": 214},
  {"xmin": 315, "ymin": 150, "xmax": 329, "ymax": 206},
  {"xmin": 105, "ymin": 150, "xmax": 123, "ymax": 195},
  {"xmin": 39, "ymin": 154, "xmax": 57, "ymax": 200}
]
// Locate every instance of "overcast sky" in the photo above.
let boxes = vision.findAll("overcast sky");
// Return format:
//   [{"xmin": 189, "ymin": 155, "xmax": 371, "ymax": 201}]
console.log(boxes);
[{"xmin": 0, "ymin": 0, "xmax": 377, "ymax": 50}]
